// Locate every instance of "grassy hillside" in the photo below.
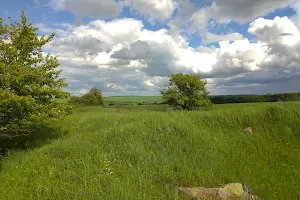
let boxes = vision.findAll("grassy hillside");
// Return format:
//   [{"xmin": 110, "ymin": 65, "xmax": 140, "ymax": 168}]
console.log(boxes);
[{"xmin": 0, "ymin": 102, "xmax": 300, "ymax": 199}]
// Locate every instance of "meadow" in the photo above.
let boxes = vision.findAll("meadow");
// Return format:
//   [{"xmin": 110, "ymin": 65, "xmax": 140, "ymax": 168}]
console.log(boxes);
[
  {"xmin": 104, "ymin": 96, "xmax": 163, "ymax": 105},
  {"xmin": 0, "ymin": 101, "xmax": 300, "ymax": 199}
]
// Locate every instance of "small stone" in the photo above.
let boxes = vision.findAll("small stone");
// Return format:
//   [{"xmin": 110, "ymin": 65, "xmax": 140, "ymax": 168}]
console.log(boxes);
[{"xmin": 243, "ymin": 127, "xmax": 253, "ymax": 135}]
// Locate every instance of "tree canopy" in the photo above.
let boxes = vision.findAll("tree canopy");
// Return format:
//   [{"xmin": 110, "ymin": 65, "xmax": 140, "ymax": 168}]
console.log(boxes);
[
  {"xmin": 161, "ymin": 73, "xmax": 211, "ymax": 110},
  {"xmin": 0, "ymin": 11, "xmax": 70, "ymax": 137},
  {"xmin": 69, "ymin": 88, "xmax": 104, "ymax": 106}
]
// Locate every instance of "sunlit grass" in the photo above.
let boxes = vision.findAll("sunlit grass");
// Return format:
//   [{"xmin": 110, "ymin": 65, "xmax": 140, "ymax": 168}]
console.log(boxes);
[{"xmin": 0, "ymin": 102, "xmax": 299, "ymax": 199}]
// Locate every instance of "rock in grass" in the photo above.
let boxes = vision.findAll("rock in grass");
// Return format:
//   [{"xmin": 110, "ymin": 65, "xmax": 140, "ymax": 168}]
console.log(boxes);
[
  {"xmin": 178, "ymin": 183, "xmax": 261, "ymax": 199},
  {"xmin": 243, "ymin": 127, "xmax": 253, "ymax": 135}
]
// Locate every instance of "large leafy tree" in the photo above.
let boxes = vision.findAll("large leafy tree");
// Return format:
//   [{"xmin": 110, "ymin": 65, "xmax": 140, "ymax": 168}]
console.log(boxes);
[
  {"xmin": 69, "ymin": 88, "xmax": 104, "ymax": 106},
  {"xmin": 161, "ymin": 73, "xmax": 211, "ymax": 110},
  {"xmin": 0, "ymin": 11, "xmax": 70, "ymax": 137}
]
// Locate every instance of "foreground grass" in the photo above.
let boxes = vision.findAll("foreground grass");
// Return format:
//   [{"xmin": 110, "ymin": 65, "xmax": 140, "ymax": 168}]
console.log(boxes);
[{"xmin": 0, "ymin": 102, "xmax": 300, "ymax": 199}]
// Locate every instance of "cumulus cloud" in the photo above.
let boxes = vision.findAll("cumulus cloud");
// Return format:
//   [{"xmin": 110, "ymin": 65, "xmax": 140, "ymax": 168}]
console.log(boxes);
[
  {"xmin": 111, "ymin": 29, "xmax": 216, "ymax": 76},
  {"xmin": 209, "ymin": 0, "xmax": 291, "ymax": 23},
  {"xmin": 202, "ymin": 32, "xmax": 245, "ymax": 43},
  {"xmin": 124, "ymin": 0, "xmax": 178, "ymax": 24},
  {"xmin": 207, "ymin": 39, "xmax": 268, "ymax": 78},
  {"xmin": 248, "ymin": 17, "xmax": 300, "ymax": 45},
  {"xmin": 248, "ymin": 17, "xmax": 300, "ymax": 70},
  {"xmin": 111, "ymin": 40, "xmax": 153, "ymax": 60},
  {"xmin": 291, "ymin": 1, "xmax": 300, "ymax": 28},
  {"xmin": 168, "ymin": 0, "xmax": 293, "ymax": 41},
  {"xmin": 42, "ymin": 14, "xmax": 300, "ymax": 95},
  {"xmin": 50, "ymin": 0, "xmax": 122, "ymax": 18},
  {"xmin": 50, "ymin": 0, "xmax": 179, "ymax": 24},
  {"xmin": 45, "ymin": 18, "xmax": 144, "ymax": 56},
  {"xmin": 50, "ymin": 35, "xmax": 107, "ymax": 57},
  {"xmin": 168, "ymin": 1, "xmax": 210, "ymax": 35}
]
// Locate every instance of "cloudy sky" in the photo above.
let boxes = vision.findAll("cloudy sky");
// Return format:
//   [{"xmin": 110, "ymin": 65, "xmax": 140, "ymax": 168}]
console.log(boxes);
[{"xmin": 1, "ymin": 0, "xmax": 300, "ymax": 96}]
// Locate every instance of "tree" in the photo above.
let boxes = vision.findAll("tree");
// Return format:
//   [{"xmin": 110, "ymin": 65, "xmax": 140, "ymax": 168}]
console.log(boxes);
[
  {"xmin": 69, "ymin": 88, "xmax": 104, "ymax": 106},
  {"xmin": 0, "ymin": 11, "xmax": 70, "ymax": 137},
  {"xmin": 160, "ymin": 73, "xmax": 211, "ymax": 110}
]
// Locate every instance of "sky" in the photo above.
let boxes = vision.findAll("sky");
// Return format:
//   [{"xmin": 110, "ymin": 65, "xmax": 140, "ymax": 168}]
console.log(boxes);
[{"xmin": 1, "ymin": 0, "xmax": 300, "ymax": 96}]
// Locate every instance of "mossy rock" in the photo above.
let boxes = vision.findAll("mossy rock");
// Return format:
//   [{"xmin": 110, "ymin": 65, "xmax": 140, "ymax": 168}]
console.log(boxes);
[{"xmin": 178, "ymin": 183, "xmax": 261, "ymax": 200}]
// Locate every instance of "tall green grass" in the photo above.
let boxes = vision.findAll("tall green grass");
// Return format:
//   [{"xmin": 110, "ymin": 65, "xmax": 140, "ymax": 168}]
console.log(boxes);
[
  {"xmin": 104, "ymin": 96, "xmax": 162, "ymax": 105},
  {"xmin": 0, "ymin": 102, "xmax": 299, "ymax": 199}
]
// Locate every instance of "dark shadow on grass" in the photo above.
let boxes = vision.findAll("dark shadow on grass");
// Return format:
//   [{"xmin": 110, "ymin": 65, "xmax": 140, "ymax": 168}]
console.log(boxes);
[{"xmin": 0, "ymin": 123, "xmax": 68, "ymax": 168}]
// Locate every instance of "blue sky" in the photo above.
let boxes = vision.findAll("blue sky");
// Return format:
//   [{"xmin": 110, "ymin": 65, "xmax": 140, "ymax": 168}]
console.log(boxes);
[{"xmin": 1, "ymin": 0, "xmax": 300, "ymax": 96}]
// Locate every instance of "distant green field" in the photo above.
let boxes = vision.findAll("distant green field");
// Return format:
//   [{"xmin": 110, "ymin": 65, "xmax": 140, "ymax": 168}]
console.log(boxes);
[
  {"xmin": 104, "ymin": 96, "xmax": 163, "ymax": 105},
  {"xmin": 0, "ymin": 102, "xmax": 299, "ymax": 199}
]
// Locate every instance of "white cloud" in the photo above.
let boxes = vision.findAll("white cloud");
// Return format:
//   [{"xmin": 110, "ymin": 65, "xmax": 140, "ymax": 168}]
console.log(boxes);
[
  {"xmin": 125, "ymin": 0, "xmax": 178, "ymax": 24},
  {"xmin": 213, "ymin": 39, "xmax": 268, "ymax": 73},
  {"xmin": 79, "ymin": 88, "xmax": 90, "ymax": 95},
  {"xmin": 45, "ymin": 18, "xmax": 144, "ymax": 56},
  {"xmin": 202, "ymin": 32, "xmax": 245, "ymax": 43},
  {"xmin": 111, "ymin": 40, "xmax": 152, "ymax": 60},
  {"xmin": 79, "ymin": 18, "xmax": 143, "ymax": 44},
  {"xmin": 209, "ymin": 0, "xmax": 292, "ymax": 23},
  {"xmin": 168, "ymin": 2, "xmax": 211, "ymax": 35},
  {"xmin": 249, "ymin": 16, "xmax": 300, "ymax": 46},
  {"xmin": 50, "ymin": 0, "xmax": 122, "ymax": 18},
  {"xmin": 36, "ymin": 23, "xmax": 71, "ymax": 39},
  {"xmin": 168, "ymin": 0, "xmax": 293, "ymax": 39},
  {"xmin": 50, "ymin": 0, "xmax": 66, "ymax": 10},
  {"xmin": 42, "ymin": 15, "xmax": 300, "ymax": 95},
  {"xmin": 291, "ymin": 1, "xmax": 300, "ymax": 28},
  {"xmin": 248, "ymin": 16, "xmax": 300, "ymax": 70},
  {"xmin": 143, "ymin": 80, "xmax": 155, "ymax": 87},
  {"xmin": 143, "ymin": 76, "xmax": 169, "ymax": 88}
]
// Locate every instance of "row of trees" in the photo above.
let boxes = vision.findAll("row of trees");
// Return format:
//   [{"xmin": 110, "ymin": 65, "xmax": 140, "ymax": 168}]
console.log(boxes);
[{"xmin": 209, "ymin": 93, "xmax": 300, "ymax": 104}]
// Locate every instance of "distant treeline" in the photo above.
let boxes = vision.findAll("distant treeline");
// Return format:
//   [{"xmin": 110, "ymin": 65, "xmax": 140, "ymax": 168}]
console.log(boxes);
[{"xmin": 209, "ymin": 92, "xmax": 300, "ymax": 104}]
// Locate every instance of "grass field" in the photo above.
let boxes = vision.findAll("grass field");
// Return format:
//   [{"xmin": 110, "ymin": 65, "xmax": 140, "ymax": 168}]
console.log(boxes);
[
  {"xmin": 0, "ymin": 102, "xmax": 300, "ymax": 199},
  {"xmin": 104, "ymin": 96, "xmax": 163, "ymax": 105}
]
